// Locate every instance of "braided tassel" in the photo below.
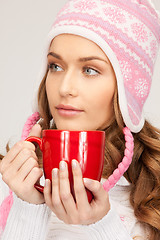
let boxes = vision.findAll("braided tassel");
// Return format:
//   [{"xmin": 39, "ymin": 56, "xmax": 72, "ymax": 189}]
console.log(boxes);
[
  {"xmin": 21, "ymin": 112, "xmax": 40, "ymax": 140},
  {"xmin": 103, "ymin": 127, "xmax": 134, "ymax": 192},
  {"xmin": 0, "ymin": 190, "xmax": 13, "ymax": 234}
]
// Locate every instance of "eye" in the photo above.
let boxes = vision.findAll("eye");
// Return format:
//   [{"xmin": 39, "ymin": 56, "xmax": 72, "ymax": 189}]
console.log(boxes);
[
  {"xmin": 83, "ymin": 67, "xmax": 99, "ymax": 76},
  {"xmin": 48, "ymin": 63, "xmax": 63, "ymax": 72}
]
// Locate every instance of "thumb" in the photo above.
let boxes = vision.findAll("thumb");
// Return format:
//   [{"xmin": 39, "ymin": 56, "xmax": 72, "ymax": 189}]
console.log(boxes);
[
  {"xmin": 83, "ymin": 178, "xmax": 108, "ymax": 201},
  {"xmin": 28, "ymin": 124, "xmax": 42, "ymax": 138}
]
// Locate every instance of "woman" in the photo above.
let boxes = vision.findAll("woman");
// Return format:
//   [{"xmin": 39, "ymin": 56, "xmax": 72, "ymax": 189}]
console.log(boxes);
[{"xmin": 0, "ymin": 0, "xmax": 160, "ymax": 239}]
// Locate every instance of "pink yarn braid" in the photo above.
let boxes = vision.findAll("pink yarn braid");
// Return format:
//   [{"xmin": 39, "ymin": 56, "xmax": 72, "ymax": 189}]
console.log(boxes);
[
  {"xmin": 0, "ymin": 112, "xmax": 40, "ymax": 234},
  {"xmin": 21, "ymin": 112, "xmax": 40, "ymax": 140},
  {"xmin": 0, "ymin": 190, "xmax": 13, "ymax": 235},
  {"xmin": 103, "ymin": 127, "xmax": 134, "ymax": 191}
]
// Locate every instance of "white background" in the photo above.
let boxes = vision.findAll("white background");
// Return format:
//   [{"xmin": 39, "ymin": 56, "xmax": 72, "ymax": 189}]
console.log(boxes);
[{"xmin": 0, "ymin": 0, "xmax": 160, "ymax": 153}]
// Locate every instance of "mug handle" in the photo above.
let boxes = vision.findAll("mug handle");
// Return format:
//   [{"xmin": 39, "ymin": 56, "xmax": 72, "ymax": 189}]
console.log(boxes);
[{"xmin": 25, "ymin": 136, "xmax": 44, "ymax": 193}]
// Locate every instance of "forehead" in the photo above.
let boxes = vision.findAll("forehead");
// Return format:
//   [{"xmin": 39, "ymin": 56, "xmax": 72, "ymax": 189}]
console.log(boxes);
[{"xmin": 49, "ymin": 34, "xmax": 109, "ymax": 59}]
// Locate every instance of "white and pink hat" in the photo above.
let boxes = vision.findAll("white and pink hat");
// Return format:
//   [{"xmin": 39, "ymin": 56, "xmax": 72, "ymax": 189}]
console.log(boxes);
[{"xmin": 36, "ymin": 0, "xmax": 160, "ymax": 133}]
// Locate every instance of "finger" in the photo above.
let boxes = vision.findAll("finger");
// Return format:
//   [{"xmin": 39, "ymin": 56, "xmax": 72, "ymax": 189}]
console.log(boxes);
[
  {"xmin": 11, "ymin": 148, "xmax": 38, "ymax": 173},
  {"xmin": 0, "ymin": 141, "xmax": 35, "ymax": 174},
  {"xmin": 59, "ymin": 161, "xmax": 77, "ymax": 216},
  {"xmin": 16, "ymin": 167, "xmax": 44, "ymax": 204},
  {"xmin": 72, "ymin": 160, "xmax": 89, "ymax": 210},
  {"xmin": 16, "ymin": 157, "xmax": 40, "ymax": 182},
  {"xmin": 83, "ymin": 178, "xmax": 109, "ymax": 202},
  {"xmin": 24, "ymin": 166, "xmax": 43, "ymax": 186},
  {"xmin": 28, "ymin": 124, "xmax": 42, "ymax": 137},
  {"xmin": 46, "ymin": 168, "xmax": 67, "ymax": 220},
  {"xmin": 1, "ymin": 149, "xmax": 38, "ymax": 183},
  {"xmin": 4, "ymin": 157, "xmax": 39, "ymax": 191},
  {"xmin": 0, "ymin": 125, "xmax": 40, "ymax": 174},
  {"xmin": 44, "ymin": 179, "xmax": 53, "ymax": 208}
]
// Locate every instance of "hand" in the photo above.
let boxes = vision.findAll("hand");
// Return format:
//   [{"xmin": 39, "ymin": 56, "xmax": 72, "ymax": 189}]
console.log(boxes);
[
  {"xmin": 0, "ymin": 124, "xmax": 44, "ymax": 204},
  {"xmin": 44, "ymin": 160, "xmax": 110, "ymax": 225}
]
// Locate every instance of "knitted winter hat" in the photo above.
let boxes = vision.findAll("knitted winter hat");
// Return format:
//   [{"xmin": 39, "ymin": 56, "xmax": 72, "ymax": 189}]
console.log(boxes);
[{"xmin": 35, "ymin": 0, "xmax": 160, "ymax": 133}]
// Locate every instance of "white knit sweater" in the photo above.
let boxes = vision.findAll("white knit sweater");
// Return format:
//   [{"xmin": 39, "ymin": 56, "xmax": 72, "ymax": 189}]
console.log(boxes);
[{"xmin": 0, "ymin": 175, "xmax": 149, "ymax": 240}]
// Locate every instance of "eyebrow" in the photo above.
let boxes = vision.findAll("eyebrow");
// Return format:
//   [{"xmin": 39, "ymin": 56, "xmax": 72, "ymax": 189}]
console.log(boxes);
[{"xmin": 47, "ymin": 52, "xmax": 109, "ymax": 64}]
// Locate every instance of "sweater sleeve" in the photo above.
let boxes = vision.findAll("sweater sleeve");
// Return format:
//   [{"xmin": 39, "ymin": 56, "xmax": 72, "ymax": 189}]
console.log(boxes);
[
  {"xmin": 82, "ymin": 203, "xmax": 148, "ymax": 240},
  {"xmin": 1, "ymin": 193, "xmax": 51, "ymax": 240},
  {"xmin": 46, "ymin": 206, "xmax": 144, "ymax": 240},
  {"xmin": 84, "ymin": 207, "xmax": 133, "ymax": 240}
]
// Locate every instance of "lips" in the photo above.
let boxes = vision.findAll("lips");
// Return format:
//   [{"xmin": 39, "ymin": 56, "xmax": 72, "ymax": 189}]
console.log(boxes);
[{"xmin": 55, "ymin": 104, "xmax": 84, "ymax": 117}]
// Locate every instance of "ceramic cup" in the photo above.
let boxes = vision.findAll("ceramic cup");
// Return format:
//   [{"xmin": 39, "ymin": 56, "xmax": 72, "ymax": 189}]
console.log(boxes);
[{"xmin": 26, "ymin": 129, "xmax": 105, "ymax": 202}]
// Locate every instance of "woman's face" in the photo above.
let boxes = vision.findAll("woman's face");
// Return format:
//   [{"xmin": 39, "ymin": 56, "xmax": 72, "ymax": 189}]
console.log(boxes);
[{"xmin": 46, "ymin": 34, "xmax": 116, "ymax": 131}]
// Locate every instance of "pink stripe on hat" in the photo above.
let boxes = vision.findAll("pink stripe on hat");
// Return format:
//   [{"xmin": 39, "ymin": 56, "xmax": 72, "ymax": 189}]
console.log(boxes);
[{"xmin": 35, "ymin": 0, "xmax": 160, "ymax": 133}]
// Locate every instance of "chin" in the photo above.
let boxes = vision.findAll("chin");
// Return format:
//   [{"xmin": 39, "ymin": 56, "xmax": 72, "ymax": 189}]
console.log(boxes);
[
  {"xmin": 55, "ymin": 124, "xmax": 81, "ymax": 131},
  {"xmin": 55, "ymin": 123, "xmax": 92, "ymax": 131}
]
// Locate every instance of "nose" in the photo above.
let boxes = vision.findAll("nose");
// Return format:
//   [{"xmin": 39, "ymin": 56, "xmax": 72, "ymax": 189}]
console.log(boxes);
[{"xmin": 59, "ymin": 68, "xmax": 78, "ymax": 97}]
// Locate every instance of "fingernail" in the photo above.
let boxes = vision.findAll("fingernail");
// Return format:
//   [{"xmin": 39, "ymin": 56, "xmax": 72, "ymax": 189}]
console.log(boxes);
[
  {"xmin": 45, "ymin": 179, "xmax": 50, "ymax": 187},
  {"xmin": 83, "ymin": 178, "xmax": 92, "ymax": 185},
  {"xmin": 52, "ymin": 168, "xmax": 58, "ymax": 178},
  {"xmin": 72, "ymin": 160, "xmax": 77, "ymax": 169},
  {"xmin": 60, "ymin": 161, "xmax": 67, "ymax": 171}
]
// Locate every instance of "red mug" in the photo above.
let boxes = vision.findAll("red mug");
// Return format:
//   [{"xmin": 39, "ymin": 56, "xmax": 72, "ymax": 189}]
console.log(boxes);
[{"xmin": 26, "ymin": 129, "xmax": 105, "ymax": 202}]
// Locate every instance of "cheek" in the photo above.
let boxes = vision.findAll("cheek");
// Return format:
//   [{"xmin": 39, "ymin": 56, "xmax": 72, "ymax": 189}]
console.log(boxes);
[
  {"xmin": 98, "ymin": 94, "xmax": 113, "ymax": 116},
  {"xmin": 95, "ymin": 84, "xmax": 115, "ymax": 109},
  {"xmin": 93, "ymin": 86, "xmax": 115, "ymax": 124}
]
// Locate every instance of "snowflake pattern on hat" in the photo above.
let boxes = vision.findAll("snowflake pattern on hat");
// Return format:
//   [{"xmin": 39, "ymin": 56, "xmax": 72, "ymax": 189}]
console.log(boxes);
[
  {"xmin": 119, "ymin": 60, "xmax": 132, "ymax": 82},
  {"xmin": 103, "ymin": 7, "xmax": 126, "ymax": 24},
  {"xmin": 134, "ymin": 78, "xmax": 150, "ymax": 101},
  {"xmin": 131, "ymin": 23, "xmax": 149, "ymax": 42},
  {"xmin": 74, "ymin": 0, "xmax": 97, "ymax": 10}
]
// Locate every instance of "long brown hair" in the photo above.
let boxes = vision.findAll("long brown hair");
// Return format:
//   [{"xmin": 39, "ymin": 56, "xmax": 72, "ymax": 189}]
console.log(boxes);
[
  {"xmin": 1, "ymin": 71, "xmax": 160, "ymax": 239},
  {"xmin": 37, "ymin": 72, "xmax": 160, "ymax": 239}
]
